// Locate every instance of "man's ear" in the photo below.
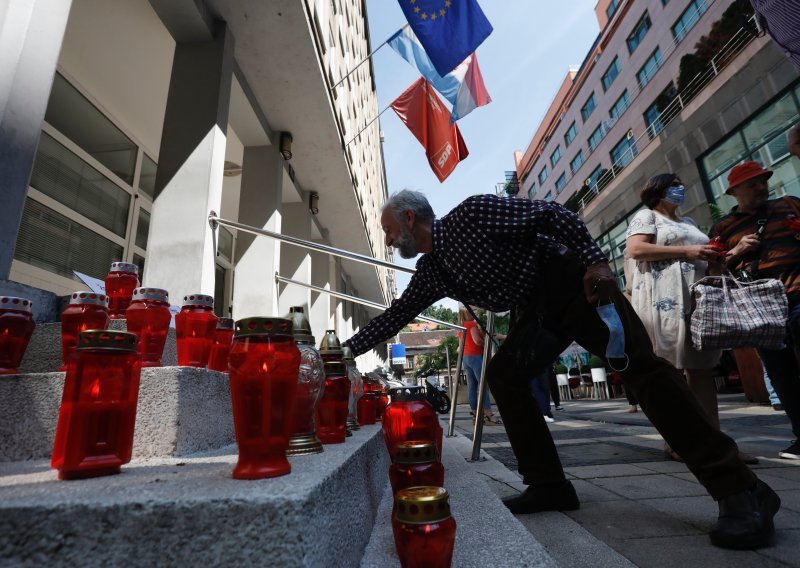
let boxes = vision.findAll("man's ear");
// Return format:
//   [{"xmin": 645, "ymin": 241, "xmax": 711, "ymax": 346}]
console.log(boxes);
[{"xmin": 404, "ymin": 209, "xmax": 415, "ymax": 228}]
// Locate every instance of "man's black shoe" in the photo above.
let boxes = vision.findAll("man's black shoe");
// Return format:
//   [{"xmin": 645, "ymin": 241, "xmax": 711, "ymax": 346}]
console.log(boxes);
[
  {"xmin": 710, "ymin": 480, "xmax": 780, "ymax": 550},
  {"xmin": 502, "ymin": 480, "xmax": 580, "ymax": 514}
]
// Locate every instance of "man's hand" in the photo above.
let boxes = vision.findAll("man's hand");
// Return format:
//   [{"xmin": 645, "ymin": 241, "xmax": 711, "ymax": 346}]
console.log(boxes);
[
  {"xmin": 789, "ymin": 124, "xmax": 800, "ymax": 159},
  {"xmin": 728, "ymin": 233, "xmax": 760, "ymax": 258},
  {"xmin": 584, "ymin": 262, "xmax": 617, "ymax": 304}
]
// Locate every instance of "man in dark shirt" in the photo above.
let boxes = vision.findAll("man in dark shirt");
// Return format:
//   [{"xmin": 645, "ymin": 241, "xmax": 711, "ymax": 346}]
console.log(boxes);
[
  {"xmin": 710, "ymin": 161, "xmax": 800, "ymax": 460},
  {"xmin": 346, "ymin": 189, "xmax": 778, "ymax": 549}
]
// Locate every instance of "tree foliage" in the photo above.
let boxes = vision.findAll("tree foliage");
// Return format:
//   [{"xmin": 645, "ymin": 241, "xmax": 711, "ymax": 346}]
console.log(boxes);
[{"xmin": 419, "ymin": 305, "xmax": 458, "ymax": 326}]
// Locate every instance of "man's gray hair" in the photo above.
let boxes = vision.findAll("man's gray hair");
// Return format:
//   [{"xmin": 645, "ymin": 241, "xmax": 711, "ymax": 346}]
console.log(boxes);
[{"xmin": 381, "ymin": 189, "xmax": 435, "ymax": 224}]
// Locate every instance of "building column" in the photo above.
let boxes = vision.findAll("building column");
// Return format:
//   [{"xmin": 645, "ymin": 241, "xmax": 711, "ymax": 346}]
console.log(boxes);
[
  {"xmin": 144, "ymin": 23, "xmax": 234, "ymax": 303},
  {"xmin": 309, "ymin": 247, "xmax": 333, "ymax": 337},
  {"xmin": 0, "ymin": 0, "xmax": 72, "ymax": 279},
  {"xmin": 278, "ymin": 203, "xmax": 312, "ymax": 316},
  {"xmin": 232, "ymin": 145, "xmax": 283, "ymax": 318}
]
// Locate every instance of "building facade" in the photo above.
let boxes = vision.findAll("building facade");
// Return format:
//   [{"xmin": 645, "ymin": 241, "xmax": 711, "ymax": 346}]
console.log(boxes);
[
  {"xmin": 0, "ymin": 0, "xmax": 397, "ymax": 370},
  {"xmin": 514, "ymin": 0, "xmax": 800, "ymax": 287}
]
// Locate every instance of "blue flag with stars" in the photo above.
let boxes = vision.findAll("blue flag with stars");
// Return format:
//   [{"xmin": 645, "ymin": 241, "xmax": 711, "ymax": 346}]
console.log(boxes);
[{"xmin": 397, "ymin": 0, "xmax": 493, "ymax": 77}]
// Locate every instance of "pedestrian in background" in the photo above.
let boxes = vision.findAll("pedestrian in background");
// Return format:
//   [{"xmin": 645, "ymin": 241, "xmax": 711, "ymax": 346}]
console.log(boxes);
[{"xmin": 458, "ymin": 306, "xmax": 501, "ymax": 425}]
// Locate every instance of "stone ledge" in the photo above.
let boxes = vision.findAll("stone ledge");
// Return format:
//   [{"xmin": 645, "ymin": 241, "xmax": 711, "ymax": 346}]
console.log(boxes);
[
  {"xmin": 0, "ymin": 425, "xmax": 388, "ymax": 567},
  {"xmin": 0, "ymin": 366, "xmax": 233, "ymax": 461},
  {"xmin": 360, "ymin": 431, "xmax": 557, "ymax": 568}
]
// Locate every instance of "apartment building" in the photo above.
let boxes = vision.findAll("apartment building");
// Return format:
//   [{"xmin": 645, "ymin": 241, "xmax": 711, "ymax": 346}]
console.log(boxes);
[
  {"xmin": 0, "ymin": 0, "xmax": 396, "ymax": 369},
  {"xmin": 515, "ymin": 0, "xmax": 800, "ymax": 286}
]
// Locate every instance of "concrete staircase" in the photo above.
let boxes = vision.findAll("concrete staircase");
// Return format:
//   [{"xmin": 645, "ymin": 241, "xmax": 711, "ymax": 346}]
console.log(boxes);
[{"xmin": 0, "ymin": 318, "xmax": 558, "ymax": 566}]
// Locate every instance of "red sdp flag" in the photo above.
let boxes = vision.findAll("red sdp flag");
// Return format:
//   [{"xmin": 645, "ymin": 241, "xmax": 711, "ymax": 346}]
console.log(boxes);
[{"xmin": 390, "ymin": 78, "xmax": 469, "ymax": 183}]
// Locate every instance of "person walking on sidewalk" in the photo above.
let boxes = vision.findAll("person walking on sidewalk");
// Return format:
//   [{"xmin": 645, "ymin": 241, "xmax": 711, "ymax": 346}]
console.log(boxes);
[
  {"xmin": 343, "ymin": 189, "xmax": 779, "ymax": 550},
  {"xmin": 458, "ymin": 305, "xmax": 502, "ymax": 425}
]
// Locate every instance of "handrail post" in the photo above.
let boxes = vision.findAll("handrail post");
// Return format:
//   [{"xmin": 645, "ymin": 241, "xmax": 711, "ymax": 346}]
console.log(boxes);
[
  {"xmin": 447, "ymin": 331, "xmax": 466, "ymax": 437},
  {"xmin": 470, "ymin": 312, "xmax": 495, "ymax": 461}
]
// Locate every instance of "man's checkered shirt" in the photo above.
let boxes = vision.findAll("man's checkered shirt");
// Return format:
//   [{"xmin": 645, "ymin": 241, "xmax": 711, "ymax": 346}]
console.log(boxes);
[{"xmin": 345, "ymin": 195, "xmax": 607, "ymax": 356}]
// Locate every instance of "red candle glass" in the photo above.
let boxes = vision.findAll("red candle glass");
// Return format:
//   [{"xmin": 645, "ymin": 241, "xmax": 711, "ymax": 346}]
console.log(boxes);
[
  {"xmin": 229, "ymin": 317, "xmax": 300, "ymax": 479},
  {"xmin": 316, "ymin": 330, "xmax": 350, "ymax": 444},
  {"xmin": 104, "ymin": 262, "xmax": 139, "ymax": 319},
  {"xmin": 175, "ymin": 293, "xmax": 218, "ymax": 367},
  {"xmin": 51, "ymin": 330, "xmax": 141, "ymax": 479},
  {"xmin": 125, "ymin": 287, "xmax": 171, "ymax": 367},
  {"xmin": 0, "ymin": 296, "xmax": 36, "ymax": 375},
  {"xmin": 342, "ymin": 346, "xmax": 363, "ymax": 433},
  {"xmin": 357, "ymin": 392, "xmax": 377, "ymax": 425},
  {"xmin": 208, "ymin": 317, "xmax": 235, "ymax": 372},
  {"xmin": 286, "ymin": 307, "xmax": 325, "ymax": 456},
  {"xmin": 383, "ymin": 386, "xmax": 443, "ymax": 460},
  {"xmin": 392, "ymin": 486, "xmax": 456, "ymax": 568},
  {"xmin": 60, "ymin": 292, "xmax": 110, "ymax": 370},
  {"xmin": 390, "ymin": 441, "xmax": 445, "ymax": 494}
]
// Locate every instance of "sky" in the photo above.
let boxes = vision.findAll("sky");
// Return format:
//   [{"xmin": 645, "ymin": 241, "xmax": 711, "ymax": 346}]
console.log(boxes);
[{"xmin": 364, "ymin": 1, "xmax": 602, "ymax": 309}]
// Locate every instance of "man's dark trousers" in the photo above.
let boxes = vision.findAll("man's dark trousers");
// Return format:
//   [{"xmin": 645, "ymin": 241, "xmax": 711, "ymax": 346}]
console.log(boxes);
[{"xmin": 485, "ymin": 251, "xmax": 757, "ymax": 500}]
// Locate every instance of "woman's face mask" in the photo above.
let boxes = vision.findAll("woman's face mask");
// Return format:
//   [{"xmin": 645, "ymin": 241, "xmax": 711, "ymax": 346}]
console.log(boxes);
[{"xmin": 663, "ymin": 184, "xmax": 686, "ymax": 206}]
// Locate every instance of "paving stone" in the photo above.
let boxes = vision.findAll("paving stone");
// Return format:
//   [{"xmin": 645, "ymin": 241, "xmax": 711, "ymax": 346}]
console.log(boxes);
[
  {"xmin": 564, "ymin": 463, "xmax": 654, "ymax": 480},
  {"xmin": 571, "ymin": 479, "xmax": 628, "ymax": 503},
  {"xmin": 590, "ymin": 473, "xmax": 709, "ymax": 500},
  {"xmin": 759, "ymin": 528, "xmax": 800, "ymax": 566},
  {"xmin": 563, "ymin": 499, "xmax": 704, "ymax": 540}
]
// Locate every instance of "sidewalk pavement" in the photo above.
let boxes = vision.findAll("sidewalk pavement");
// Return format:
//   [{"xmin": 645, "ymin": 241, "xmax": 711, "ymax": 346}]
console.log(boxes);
[{"xmin": 448, "ymin": 393, "xmax": 800, "ymax": 568}]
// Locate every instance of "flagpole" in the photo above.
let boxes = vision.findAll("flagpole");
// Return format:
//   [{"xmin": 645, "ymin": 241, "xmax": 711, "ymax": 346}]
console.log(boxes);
[
  {"xmin": 330, "ymin": 24, "xmax": 408, "ymax": 91},
  {"xmin": 345, "ymin": 104, "xmax": 392, "ymax": 146}
]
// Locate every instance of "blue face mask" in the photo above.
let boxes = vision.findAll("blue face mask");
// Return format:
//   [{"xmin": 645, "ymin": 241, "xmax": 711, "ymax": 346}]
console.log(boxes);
[
  {"xmin": 663, "ymin": 184, "xmax": 686, "ymax": 205},
  {"xmin": 596, "ymin": 303, "xmax": 626, "ymax": 360}
]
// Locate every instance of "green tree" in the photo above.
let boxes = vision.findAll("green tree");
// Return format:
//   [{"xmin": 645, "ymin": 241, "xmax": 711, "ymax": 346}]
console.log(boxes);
[{"xmin": 420, "ymin": 305, "xmax": 458, "ymax": 326}]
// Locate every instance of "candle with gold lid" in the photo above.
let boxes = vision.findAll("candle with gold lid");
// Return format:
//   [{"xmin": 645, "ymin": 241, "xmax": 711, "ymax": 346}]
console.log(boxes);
[
  {"xmin": 390, "ymin": 440, "xmax": 444, "ymax": 494},
  {"xmin": 392, "ymin": 486, "xmax": 456, "ymax": 568}
]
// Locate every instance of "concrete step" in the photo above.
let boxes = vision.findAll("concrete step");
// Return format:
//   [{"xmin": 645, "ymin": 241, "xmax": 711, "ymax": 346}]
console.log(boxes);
[
  {"xmin": 360, "ymin": 430, "xmax": 557, "ymax": 568},
  {"xmin": 19, "ymin": 319, "xmax": 178, "ymax": 374},
  {"xmin": 0, "ymin": 366, "xmax": 233, "ymax": 461},
  {"xmin": 0, "ymin": 424, "xmax": 389, "ymax": 567}
]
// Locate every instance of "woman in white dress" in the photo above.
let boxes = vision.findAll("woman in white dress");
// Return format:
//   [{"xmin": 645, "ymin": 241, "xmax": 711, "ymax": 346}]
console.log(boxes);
[{"xmin": 626, "ymin": 173, "xmax": 757, "ymax": 464}]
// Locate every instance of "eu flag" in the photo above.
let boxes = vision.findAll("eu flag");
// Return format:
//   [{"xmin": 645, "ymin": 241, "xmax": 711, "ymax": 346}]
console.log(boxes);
[{"xmin": 397, "ymin": 0, "xmax": 493, "ymax": 76}]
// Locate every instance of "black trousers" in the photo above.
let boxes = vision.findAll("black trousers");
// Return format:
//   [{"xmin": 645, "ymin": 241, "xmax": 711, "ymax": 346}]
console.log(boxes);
[{"xmin": 485, "ymin": 251, "xmax": 757, "ymax": 500}]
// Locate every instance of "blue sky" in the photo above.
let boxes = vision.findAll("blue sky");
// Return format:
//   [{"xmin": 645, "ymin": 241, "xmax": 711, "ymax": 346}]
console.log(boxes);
[{"xmin": 364, "ymin": 1, "xmax": 601, "ymax": 308}]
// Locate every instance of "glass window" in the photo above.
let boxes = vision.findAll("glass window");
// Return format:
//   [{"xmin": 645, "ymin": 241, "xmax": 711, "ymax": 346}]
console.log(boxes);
[
  {"xmin": 139, "ymin": 154, "xmax": 157, "ymax": 200},
  {"xmin": 672, "ymin": 0, "xmax": 709, "ymax": 44},
  {"xmin": 703, "ymin": 134, "xmax": 749, "ymax": 180},
  {"xmin": 135, "ymin": 209, "xmax": 150, "ymax": 250},
  {"xmin": 550, "ymin": 146, "xmax": 562, "ymax": 167},
  {"xmin": 29, "ymin": 132, "xmax": 131, "ymax": 237},
  {"xmin": 527, "ymin": 183, "xmax": 536, "ymax": 200},
  {"xmin": 588, "ymin": 125, "xmax": 604, "ymax": 151},
  {"xmin": 44, "ymin": 74, "xmax": 138, "ymax": 185},
  {"xmin": 555, "ymin": 173, "xmax": 567, "ymax": 193},
  {"xmin": 610, "ymin": 134, "xmax": 639, "ymax": 168},
  {"xmin": 539, "ymin": 166, "xmax": 549, "ymax": 185},
  {"xmin": 544, "ymin": 191, "xmax": 554, "ymax": 202},
  {"xmin": 637, "ymin": 48, "xmax": 663, "ymax": 89},
  {"xmin": 581, "ymin": 93, "xmax": 597, "ymax": 122},
  {"xmin": 587, "ymin": 165, "xmax": 603, "ymax": 187},
  {"xmin": 606, "ymin": 0, "xmax": 619, "ymax": 20},
  {"xmin": 14, "ymin": 198, "xmax": 124, "ymax": 280},
  {"xmin": 133, "ymin": 254, "xmax": 145, "ymax": 276},
  {"xmin": 602, "ymin": 57, "xmax": 621, "ymax": 91},
  {"xmin": 570, "ymin": 151, "xmax": 585, "ymax": 174},
  {"xmin": 644, "ymin": 101, "xmax": 664, "ymax": 140},
  {"xmin": 564, "ymin": 122, "xmax": 578, "ymax": 146},
  {"xmin": 742, "ymin": 91, "xmax": 799, "ymax": 150},
  {"xmin": 627, "ymin": 13, "xmax": 652, "ymax": 54},
  {"xmin": 609, "ymin": 90, "xmax": 631, "ymax": 120}
]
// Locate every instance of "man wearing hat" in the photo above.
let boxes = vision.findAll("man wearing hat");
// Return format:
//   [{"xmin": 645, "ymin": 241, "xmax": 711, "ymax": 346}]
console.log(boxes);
[{"xmin": 710, "ymin": 161, "xmax": 800, "ymax": 460}]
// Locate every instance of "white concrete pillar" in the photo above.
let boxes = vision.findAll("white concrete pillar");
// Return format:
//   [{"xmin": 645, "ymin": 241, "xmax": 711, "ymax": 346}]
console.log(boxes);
[
  {"xmin": 309, "ymin": 247, "xmax": 331, "ymax": 340},
  {"xmin": 144, "ymin": 23, "xmax": 234, "ymax": 302},
  {"xmin": 0, "ymin": 0, "xmax": 72, "ymax": 279},
  {"xmin": 231, "ymin": 145, "xmax": 283, "ymax": 318},
  {"xmin": 278, "ymin": 203, "xmax": 312, "ymax": 316}
]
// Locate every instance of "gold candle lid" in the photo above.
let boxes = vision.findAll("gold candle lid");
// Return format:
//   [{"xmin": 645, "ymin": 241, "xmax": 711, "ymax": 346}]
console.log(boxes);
[
  {"xmin": 394, "ymin": 441, "xmax": 439, "ymax": 465},
  {"xmin": 77, "ymin": 330, "xmax": 138, "ymax": 352},
  {"xmin": 234, "ymin": 317, "xmax": 294, "ymax": 338},
  {"xmin": 394, "ymin": 486, "xmax": 451, "ymax": 524}
]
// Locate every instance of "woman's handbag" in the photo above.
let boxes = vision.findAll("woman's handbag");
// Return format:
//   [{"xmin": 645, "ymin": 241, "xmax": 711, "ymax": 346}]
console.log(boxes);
[{"xmin": 689, "ymin": 273, "xmax": 788, "ymax": 351}]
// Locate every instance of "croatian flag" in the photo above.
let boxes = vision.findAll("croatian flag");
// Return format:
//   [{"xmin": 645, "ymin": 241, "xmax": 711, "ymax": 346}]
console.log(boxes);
[{"xmin": 388, "ymin": 26, "xmax": 492, "ymax": 123}]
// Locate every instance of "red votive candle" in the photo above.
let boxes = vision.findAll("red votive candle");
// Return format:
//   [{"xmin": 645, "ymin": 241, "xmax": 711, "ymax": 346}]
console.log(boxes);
[
  {"xmin": 392, "ymin": 486, "xmax": 456, "ymax": 568},
  {"xmin": 229, "ymin": 317, "xmax": 300, "ymax": 479},
  {"xmin": 286, "ymin": 307, "xmax": 325, "ymax": 456},
  {"xmin": 390, "ymin": 441, "xmax": 445, "ymax": 494},
  {"xmin": 0, "ymin": 296, "xmax": 36, "ymax": 375},
  {"xmin": 208, "ymin": 317, "xmax": 235, "ymax": 372},
  {"xmin": 104, "ymin": 262, "xmax": 139, "ymax": 319},
  {"xmin": 342, "ymin": 346, "xmax": 363, "ymax": 433},
  {"xmin": 125, "ymin": 287, "xmax": 171, "ymax": 367},
  {"xmin": 316, "ymin": 330, "xmax": 350, "ymax": 444},
  {"xmin": 175, "ymin": 294, "xmax": 218, "ymax": 367},
  {"xmin": 60, "ymin": 292, "xmax": 109, "ymax": 370},
  {"xmin": 383, "ymin": 386, "xmax": 443, "ymax": 460},
  {"xmin": 51, "ymin": 330, "xmax": 141, "ymax": 479},
  {"xmin": 357, "ymin": 391, "xmax": 377, "ymax": 425}
]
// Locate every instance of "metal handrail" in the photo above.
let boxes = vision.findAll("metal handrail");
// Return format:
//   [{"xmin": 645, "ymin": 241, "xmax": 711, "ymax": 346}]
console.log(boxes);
[{"xmin": 470, "ymin": 311, "xmax": 495, "ymax": 461}]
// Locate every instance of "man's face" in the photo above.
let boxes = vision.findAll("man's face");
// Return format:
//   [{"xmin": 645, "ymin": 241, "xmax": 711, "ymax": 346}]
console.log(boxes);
[
  {"xmin": 381, "ymin": 208, "xmax": 419, "ymax": 259},
  {"xmin": 730, "ymin": 175, "xmax": 770, "ymax": 211}
]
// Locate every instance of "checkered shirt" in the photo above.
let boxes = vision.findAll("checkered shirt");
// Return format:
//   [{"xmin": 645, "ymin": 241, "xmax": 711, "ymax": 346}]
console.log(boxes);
[{"xmin": 345, "ymin": 195, "xmax": 607, "ymax": 356}]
